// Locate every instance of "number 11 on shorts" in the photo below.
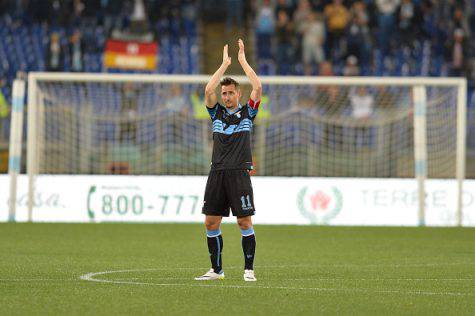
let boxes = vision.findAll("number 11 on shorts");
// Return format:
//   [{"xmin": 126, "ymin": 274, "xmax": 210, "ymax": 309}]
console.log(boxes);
[{"xmin": 241, "ymin": 195, "xmax": 252, "ymax": 210}]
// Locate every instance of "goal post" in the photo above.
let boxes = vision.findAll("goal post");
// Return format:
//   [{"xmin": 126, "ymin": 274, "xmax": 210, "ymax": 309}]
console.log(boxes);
[
  {"xmin": 22, "ymin": 72, "xmax": 467, "ymax": 225},
  {"xmin": 7, "ymin": 78, "xmax": 26, "ymax": 222}
]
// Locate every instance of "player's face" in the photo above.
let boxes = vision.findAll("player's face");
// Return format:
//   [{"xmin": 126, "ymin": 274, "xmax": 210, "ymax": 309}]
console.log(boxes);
[{"xmin": 221, "ymin": 84, "xmax": 241, "ymax": 110}]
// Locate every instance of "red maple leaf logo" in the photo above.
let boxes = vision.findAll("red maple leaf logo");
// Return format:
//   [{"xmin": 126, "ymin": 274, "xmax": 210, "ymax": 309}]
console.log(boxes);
[{"xmin": 310, "ymin": 191, "xmax": 331, "ymax": 211}]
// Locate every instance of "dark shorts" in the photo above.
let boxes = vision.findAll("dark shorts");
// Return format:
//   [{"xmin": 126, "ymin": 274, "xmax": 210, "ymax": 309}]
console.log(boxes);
[{"xmin": 202, "ymin": 169, "xmax": 256, "ymax": 217}]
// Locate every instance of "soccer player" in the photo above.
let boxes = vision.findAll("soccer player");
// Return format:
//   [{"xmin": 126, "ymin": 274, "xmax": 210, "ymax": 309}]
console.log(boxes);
[{"xmin": 195, "ymin": 39, "xmax": 262, "ymax": 282}]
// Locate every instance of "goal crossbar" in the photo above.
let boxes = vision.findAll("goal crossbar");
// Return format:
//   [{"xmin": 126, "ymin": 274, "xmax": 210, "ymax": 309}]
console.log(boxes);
[{"xmin": 29, "ymin": 72, "xmax": 465, "ymax": 86}]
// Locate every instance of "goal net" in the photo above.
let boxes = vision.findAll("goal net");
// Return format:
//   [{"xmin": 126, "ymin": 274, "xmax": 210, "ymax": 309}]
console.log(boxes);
[
  {"xmin": 24, "ymin": 73, "xmax": 466, "ymax": 221},
  {"xmin": 26, "ymin": 74, "xmax": 465, "ymax": 176}
]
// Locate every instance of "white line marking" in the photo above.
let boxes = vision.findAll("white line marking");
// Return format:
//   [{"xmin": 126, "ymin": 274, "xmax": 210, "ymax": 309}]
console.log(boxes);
[
  {"xmin": 262, "ymin": 262, "xmax": 475, "ymax": 268},
  {"xmin": 0, "ymin": 278, "xmax": 76, "ymax": 282},
  {"xmin": 107, "ymin": 277, "xmax": 474, "ymax": 282},
  {"xmin": 279, "ymin": 278, "xmax": 474, "ymax": 282},
  {"xmin": 79, "ymin": 267, "xmax": 474, "ymax": 297}
]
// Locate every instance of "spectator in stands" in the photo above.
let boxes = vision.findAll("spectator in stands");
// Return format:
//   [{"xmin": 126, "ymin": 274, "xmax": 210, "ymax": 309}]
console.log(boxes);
[
  {"xmin": 167, "ymin": 4, "xmax": 183, "ymax": 40},
  {"xmin": 256, "ymin": 0, "xmax": 275, "ymax": 59},
  {"xmin": 275, "ymin": 0, "xmax": 294, "ymax": 19},
  {"xmin": 450, "ymin": 6, "xmax": 470, "ymax": 37},
  {"xmin": 130, "ymin": 0, "xmax": 148, "ymax": 34},
  {"xmin": 275, "ymin": 9, "xmax": 295, "ymax": 74},
  {"xmin": 119, "ymin": 82, "xmax": 139, "ymax": 143},
  {"xmin": 317, "ymin": 61, "xmax": 339, "ymax": 110},
  {"xmin": 446, "ymin": 28, "xmax": 469, "ymax": 76},
  {"xmin": 351, "ymin": 0, "xmax": 370, "ymax": 24},
  {"xmin": 293, "ymin": 0, "xmax": 312, "ymax": 36},
  {"xmin": 255, "ymin": 93, "xmax": 271, "ymax": 121},
  {"xmin": 191, "ymin": 88, "xmax": 209, "ymax": 120},
  {"xmin": 182, "ymin": 0, "xmax": 197, "ymax": 36},
  {"xmin": 420, "ymin": 0, "xmax": 437, "ymax": 40},
  {"xmin": 72, "ymin": 0, "xmax": 85, "ymax": 26},
  {"xmin": 49, "ymin": 0, "xmax": 68, "ymax": 27},
  {"xmin": 397, "ymin": 0, "xmax": 422, "ymax": 49},
  {"xmin": 302, "ymin": 11, "xmax": 325, "ymax": 75},
  {"xmin": 316, "ymin": 61, "xmax": 344, "ymax": 147},
  {"xmin": 350, "ymin": 87, "xmax": 374, "ymax": 146},
  {"xmin": 101, "ymin": 0, "xmax": 123, "ymax": 32},
  {"xmin": 350, "ymin": 87, "xmax": 374, "ymax": 120},
  {"xmin": 376, "ymin": 0, "xmax": 400, "ymax": 57},
  {"xmin": 343, "ymin": 55, "xmax": 360, "ymax": 76},
  {"xmin": 319, "ymin": 60, "xmax": 333, "ymax": 76},
  {"xmin": 292, "ymin": 95, "xmax": 315, "ymax": 114},
  {"xmin": 164, "ymin": 84, "xmax": 188, "ymax": 115},
  {"xmin": 347, "ymin": 1, "xmax": 372, "ymax": 69},
  {"xmin": 69, "ymin": 30, "xmax": 85, "ymax": 72},
  {"xmin": 164, "ymin": 84, "xmax": 188, "ymax": 145},
  {"xmin": 293, "ymin": 0, "xmax": 313, "ymax": 63},
  {"xmin": 0, "ymin": 79, "xmax": 8, "ymax": 132},
  {"xmin": 324, "ymin": 0, "xmax": 350, "ymax": 61},
  {"xmin": 46, "ymin": 32, "xmax": 64, "ymax": 72},
  {"xmin": 320, "ymin": 60, "xmax": 349, "ymax": 114}
]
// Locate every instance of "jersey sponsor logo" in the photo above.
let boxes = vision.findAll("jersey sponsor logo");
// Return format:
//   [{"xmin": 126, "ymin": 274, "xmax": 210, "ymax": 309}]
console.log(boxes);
[{"xmin": 297, "ymin": 186, "xmax": 343, "ymax": 224}]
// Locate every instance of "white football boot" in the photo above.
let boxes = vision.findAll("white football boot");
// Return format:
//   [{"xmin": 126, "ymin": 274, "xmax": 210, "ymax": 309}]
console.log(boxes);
[
  {"xmin": 194, "ymin": 269, "xmax": 225, "ymax": 281},
  {"xmin": 243, "ymin": 269, "xmax": 257, "ymax": 282}
]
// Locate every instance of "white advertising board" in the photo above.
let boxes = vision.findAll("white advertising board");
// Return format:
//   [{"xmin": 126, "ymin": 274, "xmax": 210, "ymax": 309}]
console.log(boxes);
[{"xmin": 0, "ymin": 175, "xmax": 474, "ymax": 226}]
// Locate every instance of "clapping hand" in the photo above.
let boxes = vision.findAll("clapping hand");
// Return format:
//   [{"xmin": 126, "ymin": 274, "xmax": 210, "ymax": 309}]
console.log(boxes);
[
  {"xmin": 223, "ymin": 44, "xmax": 231, "ymax": 66},
  {"xmin": 238, "ymin": 39, "xmax": 246, "ymax": 63}
]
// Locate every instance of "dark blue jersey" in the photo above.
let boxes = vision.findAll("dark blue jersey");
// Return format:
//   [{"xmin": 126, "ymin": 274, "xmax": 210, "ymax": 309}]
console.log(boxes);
[{"xmin": 207, "ymin": 99, "xmax": 260, "ymax": 170}]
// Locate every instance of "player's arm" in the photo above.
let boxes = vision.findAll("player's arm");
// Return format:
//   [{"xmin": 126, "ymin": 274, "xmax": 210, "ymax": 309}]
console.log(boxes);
[
  {"xmin": 204, "ymin": 44, "xmax": 232, "ymax": 108},
  {"xmin": 237, "ymin": 39, "xmax": 262, "ymax": 102}
]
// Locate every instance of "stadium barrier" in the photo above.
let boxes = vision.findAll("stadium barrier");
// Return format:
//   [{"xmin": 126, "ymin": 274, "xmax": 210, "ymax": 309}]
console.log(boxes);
[{"xmin": 1, "ymin": 175, "xmax": 474, "ymax": 226}]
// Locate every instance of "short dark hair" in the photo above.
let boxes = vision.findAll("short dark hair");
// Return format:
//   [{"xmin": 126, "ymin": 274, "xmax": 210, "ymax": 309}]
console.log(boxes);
[{"xmin": 220, "ymin": 77, "xmax": 240, "ymax": 89}]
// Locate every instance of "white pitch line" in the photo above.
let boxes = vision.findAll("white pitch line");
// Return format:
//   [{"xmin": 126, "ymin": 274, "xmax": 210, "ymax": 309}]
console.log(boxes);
[
  {"xmin": 0, "ymin": 278, "xmax": 76, "ymax": 282},
  {"xmin": 79, "ymin": 268, "xmax": 474, "ymax": 297},
  {"xmin": 284, "ymin": 278, "xmax": 474, "ymax": 282},
  {"xmin": 107, "ymin": 277, "xmax": 474, "ymax": 282},
  {"xmin": 264, "ymin": 262, "xmax": 475, "ymax": 268}
]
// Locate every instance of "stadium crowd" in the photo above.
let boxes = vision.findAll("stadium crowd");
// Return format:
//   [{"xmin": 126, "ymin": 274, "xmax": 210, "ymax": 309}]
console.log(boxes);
[
  {"xmin": 254, "ymin": 0, "xmax": 475, "ymax": 80},
  {"xmin": 0, "ymin": 0, "xmax": 196, "ymax": 33},
  {"xmin": 0, "ymin": 0, "xmax": 198, "ymax": 145}
]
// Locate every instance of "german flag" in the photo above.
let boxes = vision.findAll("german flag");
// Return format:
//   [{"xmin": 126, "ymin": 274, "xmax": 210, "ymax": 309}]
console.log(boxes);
[{"xmin": 104, "ymin": 40, "xmax": 157, "ymax": 71}]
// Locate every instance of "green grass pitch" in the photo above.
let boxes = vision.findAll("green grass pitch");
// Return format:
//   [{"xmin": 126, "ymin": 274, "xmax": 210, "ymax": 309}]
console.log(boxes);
[{"xmin": 1, "ymin": 223, "xmax": 474, "ymax": 315}]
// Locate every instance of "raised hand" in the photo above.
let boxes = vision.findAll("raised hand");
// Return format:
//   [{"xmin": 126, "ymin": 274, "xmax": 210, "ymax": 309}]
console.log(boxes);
[
  {"xmin": 236, "ymin": 38, "xmax": 261, "ymax": 101},
  {"xmin": 238, "ymin": 39, "xmax": 246, "ymax": 63},
  {"xmin": 223, "ymin": 44, "xmax": 231, "ymax": 66}
]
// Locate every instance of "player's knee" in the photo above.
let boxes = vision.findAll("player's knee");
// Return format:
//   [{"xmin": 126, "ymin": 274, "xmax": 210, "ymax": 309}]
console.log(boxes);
[
  {"xmin": 205, "ymin": 222, "xmax": 220, "ymax": 230},
  {"xmin": 237, "ymin": 216, "xmax": 252, "ymax": 230},
  {"xmin": 205, "ymin": 217, "xmax": 221, "ymax": 230}
]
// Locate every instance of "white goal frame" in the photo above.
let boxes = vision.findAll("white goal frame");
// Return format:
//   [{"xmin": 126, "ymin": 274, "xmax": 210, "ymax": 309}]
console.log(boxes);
[{"xmin": 22, "ymin": 72, "xmax": 467, "ymax": 225}]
